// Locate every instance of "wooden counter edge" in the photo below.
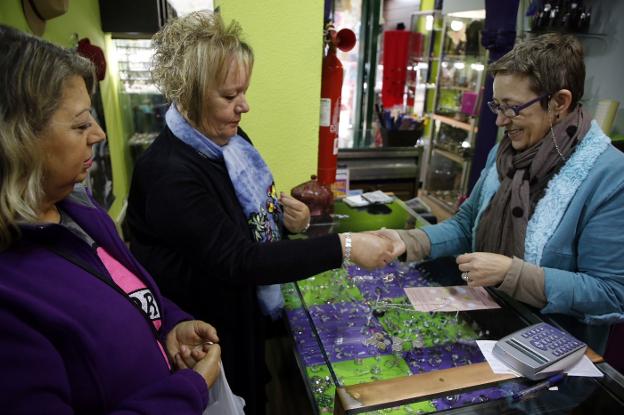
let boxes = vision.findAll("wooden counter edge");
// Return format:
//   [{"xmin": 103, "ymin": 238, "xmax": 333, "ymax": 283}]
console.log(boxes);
[
  {"xmin": 333, "ymin": 350, "xmax": 603, "ymax": 414},
  {"xmin": 586, "ymin": 347, "xmax": 603, "ymax": 364}
]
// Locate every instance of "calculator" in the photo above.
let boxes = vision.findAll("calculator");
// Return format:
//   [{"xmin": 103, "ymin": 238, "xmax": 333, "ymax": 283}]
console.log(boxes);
[{"xmin": 493, "ymin": 322, "xmax": 587, "ymax": 380}]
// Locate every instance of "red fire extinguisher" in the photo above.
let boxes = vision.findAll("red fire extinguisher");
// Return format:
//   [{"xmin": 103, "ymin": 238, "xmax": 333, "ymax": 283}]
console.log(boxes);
[{"xmin": 317, "ymin": 24, "xmax": 356, "ymax": 187}]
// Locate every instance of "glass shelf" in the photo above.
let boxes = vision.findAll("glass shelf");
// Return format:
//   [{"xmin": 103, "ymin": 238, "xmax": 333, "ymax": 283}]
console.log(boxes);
[
  {"xmin": 410, "ymin": 56, "xmax": 441, "ymax": 63},
  {"xmin": 524, "ymin": 30, "xmax": 607, "ymax": 39},
  {"xmin": 438, "ymin": 85, "xmax": 475, "ymax": 92},
  {"xmin": 430, "ymin": 113, "xmax": 476, "ymax": 132},
  {"xmin": 426, "ymin": 189, "xmax": 463, "ymax": 213},
  {"xmin": 441, "ymin": 54, "xmax": 486, "ymax": 62},
  {"xmin": 416, "ymin": 12, "xmax": 486, "ymax": 213},
  {"xmin": 433, "ymin": 146, "xmax": 469, "ymax": 164}
]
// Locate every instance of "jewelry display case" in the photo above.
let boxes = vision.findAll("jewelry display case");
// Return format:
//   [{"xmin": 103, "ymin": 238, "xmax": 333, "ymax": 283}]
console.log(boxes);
[{"xmin": 282, "ymin": 200, "xmax": 624, "ymax": 414}]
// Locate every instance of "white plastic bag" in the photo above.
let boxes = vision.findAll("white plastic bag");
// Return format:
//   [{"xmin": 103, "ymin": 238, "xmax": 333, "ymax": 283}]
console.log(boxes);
[
  {"xmin": 203, "ymin": 364, "xmax": 245, "ymax": 415},
  {"xmin": 257, "ymin": 284, "xmax": 284, "ymax": 320}
]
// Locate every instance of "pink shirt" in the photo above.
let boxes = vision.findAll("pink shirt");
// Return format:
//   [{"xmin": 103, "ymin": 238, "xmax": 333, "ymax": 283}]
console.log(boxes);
[{"xmin": 96, "ymin": 247, "xmax": 171, "ymax": 369}]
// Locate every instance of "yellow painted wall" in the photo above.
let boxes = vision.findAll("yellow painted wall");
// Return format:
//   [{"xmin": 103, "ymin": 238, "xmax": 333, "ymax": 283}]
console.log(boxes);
[
  {"xmin": 1, "ymin": 0, "xmax": 323, "ymax": 214},
  {"xmin": 217, "ymin": 0, "xmax": 324, "ymax": 193},
  {"xmin": 0, "ymin": 0, "xmax": 132, "ymax": 221}
]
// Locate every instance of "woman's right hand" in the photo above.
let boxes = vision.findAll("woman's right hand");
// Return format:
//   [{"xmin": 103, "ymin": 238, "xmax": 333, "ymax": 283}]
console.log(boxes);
[
  {"xmin": 367, "ymin": 229, "xmax": 406, "ymax": 258},
  {"xmin": 370, "ymin": 228, "xmax": 429, "ymax": 262},
  {"xmin": 341, "ymin": 232, "xmax": 401, "ymax": 269},
  {"xmin": 181, "ymin": 343, "xmax": 221, "ymax": 388}
]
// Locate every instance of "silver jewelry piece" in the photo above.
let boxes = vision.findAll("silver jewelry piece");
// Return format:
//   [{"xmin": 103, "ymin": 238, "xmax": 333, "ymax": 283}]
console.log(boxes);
[
  {"xmin": 342, "ymin": 232, "xmax": 352, "ymax": 268},
  {"xmin": 461, "ymin": 272, "xmax": 470, "ymax": 282},
  {"xmin": 549, "ymin": 115, "xmax": 567, "ymax": 162}
]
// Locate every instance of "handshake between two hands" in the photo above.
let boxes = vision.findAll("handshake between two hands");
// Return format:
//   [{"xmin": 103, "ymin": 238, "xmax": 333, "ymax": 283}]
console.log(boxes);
[
  {"xmin": 162, "ymin": 231, "xmax": 407, "ymax": 388},
  {"xmin": 352, "ymin": 230, "xmax": 513, "ymax": 285},
  {"xmin": 345, "ymin": 229, "xmax": 406, "ymax": 269}
]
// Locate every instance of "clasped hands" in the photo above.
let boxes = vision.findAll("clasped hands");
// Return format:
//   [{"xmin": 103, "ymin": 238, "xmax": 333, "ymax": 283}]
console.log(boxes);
[
  {"xmin": 279, "ymin": 193, "xmax": 404, "ymax": 267},
  {"xmin": 281, "ymin": 197, "xmax": 492, "ymax": 272},
  {"xmin": 345, "ymin": 230, "xmax": 406, "ymax": 269},
  {"xmin": 166, "ymin": 320, "xmax": 221, "ymax": 387}
]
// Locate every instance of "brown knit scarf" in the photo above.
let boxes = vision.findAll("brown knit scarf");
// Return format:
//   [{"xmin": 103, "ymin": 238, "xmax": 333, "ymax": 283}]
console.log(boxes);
[{"xmin": 475, "ymin": 105, "xmax": 591, "ymax": 258}]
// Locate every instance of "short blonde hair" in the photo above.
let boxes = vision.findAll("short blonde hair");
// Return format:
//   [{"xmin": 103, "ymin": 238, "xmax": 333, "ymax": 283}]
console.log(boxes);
[
  {"xmin": 151, "ymin": 11, "xmax": 254, "ymax": 126},
  {"xmin": 0, "ymin": 25, "xmax": 95, "ymax": 250}
]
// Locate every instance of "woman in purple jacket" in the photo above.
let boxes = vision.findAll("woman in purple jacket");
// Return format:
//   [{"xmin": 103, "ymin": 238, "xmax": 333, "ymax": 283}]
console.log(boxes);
[{"xmin": 0, "ymin": 25, "xmax": 220, "ymax": 414}]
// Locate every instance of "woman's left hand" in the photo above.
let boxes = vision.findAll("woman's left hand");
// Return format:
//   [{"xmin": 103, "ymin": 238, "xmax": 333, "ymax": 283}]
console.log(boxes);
[
  {"xmin": 456, "ymin": 252, "xmax": 513, "ymax": 287},
  {"xmin": 280, "ymin": 192, "xmax": 310, "ymax": 233},
  {"xmin": 166, "ymin": 320, "xmax": 219, "ymax": 370}
]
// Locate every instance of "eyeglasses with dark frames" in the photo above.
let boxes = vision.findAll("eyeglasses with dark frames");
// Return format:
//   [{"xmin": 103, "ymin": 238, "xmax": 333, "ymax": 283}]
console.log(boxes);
[{"xmin": 487, "ymin": 93, "xmax": 551, "ymax": 118}]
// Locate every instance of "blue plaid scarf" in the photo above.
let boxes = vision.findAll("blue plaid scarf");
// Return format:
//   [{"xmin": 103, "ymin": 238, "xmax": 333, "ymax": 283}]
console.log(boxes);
[{"xmin": 166, "ymin": 105, "xmax": 284, "ymax": 318}]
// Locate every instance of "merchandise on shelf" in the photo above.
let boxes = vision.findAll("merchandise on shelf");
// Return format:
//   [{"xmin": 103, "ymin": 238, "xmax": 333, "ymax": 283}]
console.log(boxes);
[{"xmin": 283, "ymin": 263, "xmax": 528, "ymax": 414}]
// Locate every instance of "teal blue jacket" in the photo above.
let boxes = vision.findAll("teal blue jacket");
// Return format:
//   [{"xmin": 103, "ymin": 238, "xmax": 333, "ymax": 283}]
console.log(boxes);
[{"xmin": 424, "ymin": 121, "xmax": 624, "ymax": 326}]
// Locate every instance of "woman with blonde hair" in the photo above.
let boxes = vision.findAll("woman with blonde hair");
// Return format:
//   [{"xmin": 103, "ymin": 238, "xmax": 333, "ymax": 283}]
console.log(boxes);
[
  {"xmin": 0, "ymin": 25, "xmax": 222, "ymax": 414},
  {"xmin": 127, "ymin": 11, "xmax": 401, "ymax": 414}
]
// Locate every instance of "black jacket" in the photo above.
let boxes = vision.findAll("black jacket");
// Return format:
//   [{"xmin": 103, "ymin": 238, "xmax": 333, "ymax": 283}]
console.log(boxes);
[{"xmin": 127, "ymin": 127, "xmax": 341, "ymax": 414}]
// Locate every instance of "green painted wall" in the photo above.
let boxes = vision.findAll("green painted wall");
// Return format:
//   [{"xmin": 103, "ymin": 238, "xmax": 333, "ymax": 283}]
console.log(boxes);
[
  {"xmin": 217, "ymin": 0, "xmax": 324, "ymax": 193},
  {"xmin": 0, "ymin": 0, "xmax": 132, "ymax": 222}
]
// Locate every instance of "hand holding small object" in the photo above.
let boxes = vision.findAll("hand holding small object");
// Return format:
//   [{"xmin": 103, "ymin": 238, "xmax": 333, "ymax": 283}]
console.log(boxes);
[
  {"xmin": 456, "ymin": 252, "xmax": 512, "ymax": 286},
  {"xmin": 280, "ymin": 192, "xmax": 311, "ymax": 233},
  {"xmin": 166, "ymin": 320, "xmax": 219, "ymax": 369},
  {"xmin": 185, "ymin": 343, "xmax": 221, "ymax": 388}
]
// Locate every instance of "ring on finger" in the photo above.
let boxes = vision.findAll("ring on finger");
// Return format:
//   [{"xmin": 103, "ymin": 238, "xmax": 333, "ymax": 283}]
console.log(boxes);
[{"xmin": 461, "ymin": 272, "xmax": 471, "ymax": 283}]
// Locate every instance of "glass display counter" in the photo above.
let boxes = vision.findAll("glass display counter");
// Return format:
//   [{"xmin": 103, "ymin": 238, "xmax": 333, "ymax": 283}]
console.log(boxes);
[{"xmin": 283, "ymin": 199, "xmax": 624, "ymax": 414}]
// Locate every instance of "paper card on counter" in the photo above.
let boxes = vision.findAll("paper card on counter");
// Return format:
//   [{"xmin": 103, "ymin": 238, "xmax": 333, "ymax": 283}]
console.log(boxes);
[
  {"xmin": 476, "ymin": 340, "xmax": 603, "ymax": 378},
  {"xmin": 404, "ymin": 285, "xmax": 501, "ymax": 312},
  {"xmin": 567, "ymin": 355, "xmax": 604, "ymax": 377},
  {"xmin": 476, "ymin": 340, "xmax": 521, "ymax": 377}
]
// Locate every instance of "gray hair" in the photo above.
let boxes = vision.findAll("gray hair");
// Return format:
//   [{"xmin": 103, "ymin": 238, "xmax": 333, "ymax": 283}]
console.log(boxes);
[
  {"xmin": 0, "ymin": 24, "xmax": 96, "ymax": 250},
  {"xmin": 151, "ymin": 11, "xmax": 254, "ymax": 126},
  {"xmin": 489, "ymin": 33, "xmax": 585, "ymax": 110}
]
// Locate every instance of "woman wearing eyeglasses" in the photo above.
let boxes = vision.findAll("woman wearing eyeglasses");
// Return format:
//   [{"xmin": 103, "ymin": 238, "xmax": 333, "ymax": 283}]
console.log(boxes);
[{"xmin": 377, "ymin": 33, "xmax": 624, "ymax": 351}]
